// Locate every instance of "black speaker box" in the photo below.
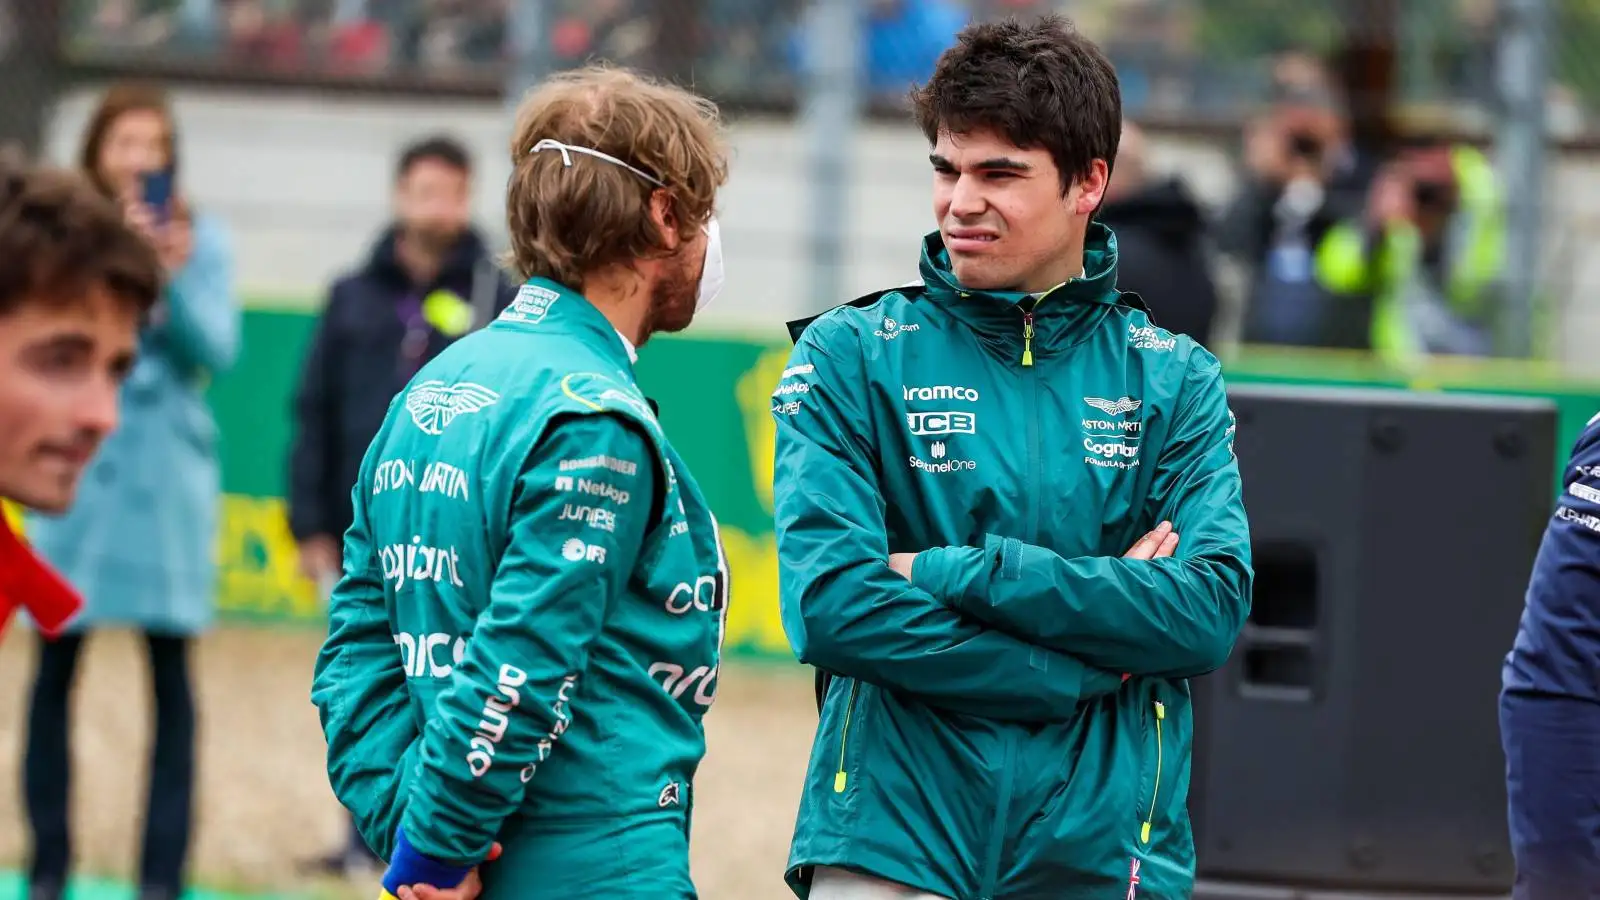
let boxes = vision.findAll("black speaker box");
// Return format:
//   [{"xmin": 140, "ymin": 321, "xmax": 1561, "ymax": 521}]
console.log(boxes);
[{"xmin": 1188, "ymin": 384, "xmax": 1558, "ymax": 897}]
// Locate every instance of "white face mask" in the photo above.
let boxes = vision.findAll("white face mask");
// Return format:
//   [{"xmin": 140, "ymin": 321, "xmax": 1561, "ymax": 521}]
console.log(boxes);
[
  {"xmin": 697, "ymin": 217, "xmax": 725, "ymax": 312},
  {"xmin": 531, "ymin": 138, "xmax": 724, "ymax": 312}
]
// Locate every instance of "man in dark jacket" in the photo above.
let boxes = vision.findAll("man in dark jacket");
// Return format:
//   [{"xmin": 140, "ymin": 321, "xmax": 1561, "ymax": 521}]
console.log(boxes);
[
  {"xmin": 286, "ymin": 134, "xmax": 515, "ymax": 876},
  {"xmin": 1097, "ymin": 121, "xmax": 1219, "ymax": 346},
  {"xmin": 1501, "ymin": 410, "xmax": 1600, "ymax": 900}
]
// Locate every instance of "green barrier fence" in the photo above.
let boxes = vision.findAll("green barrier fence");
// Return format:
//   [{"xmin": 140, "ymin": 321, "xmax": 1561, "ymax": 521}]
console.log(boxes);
[{"xmin": 207, "ymin": 308, "xmax": 1600, "ymax": 659}]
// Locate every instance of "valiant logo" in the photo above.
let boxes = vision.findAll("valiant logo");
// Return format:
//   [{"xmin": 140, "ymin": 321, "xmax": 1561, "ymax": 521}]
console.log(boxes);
[
  {"xmin": 406, "ymin": 381, "xmax": 500, "ymax": 435},
  {"xmin": 874, "ymin": 316, "xmax": 921, "ymax": 341},
  {"xmin": 907, "ymin": 411, "xmax": 977, "ymax": 436},
  {"xmin": 904, "ymin": 385, "xmax": 980, "ymax": 402}
]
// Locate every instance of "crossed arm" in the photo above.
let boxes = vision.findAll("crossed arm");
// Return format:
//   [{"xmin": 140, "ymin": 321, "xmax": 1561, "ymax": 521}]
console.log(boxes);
[{"xmin": 774, "ymin": 320, "xmax": 1253, "ymax": 710}]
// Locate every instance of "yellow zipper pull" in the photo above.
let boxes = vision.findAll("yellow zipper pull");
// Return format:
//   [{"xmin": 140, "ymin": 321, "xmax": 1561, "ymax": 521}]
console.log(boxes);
[
  {"xmin": 1022, "ymin": 312, "xmax": 1035, "ymax": 367},
  {"xmin": 834, "ymin": 772, "xmax": 848, "ymax": 792},
  {"xmin": 1141, "ymin": 700, "xmax": 1167, "ymax": 844}
]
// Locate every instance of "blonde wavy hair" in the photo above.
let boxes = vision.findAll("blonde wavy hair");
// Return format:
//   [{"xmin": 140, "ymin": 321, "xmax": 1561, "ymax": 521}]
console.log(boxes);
[{"xmin": 505, "ymin": 65, "xmax": 729, "ymax": 289}]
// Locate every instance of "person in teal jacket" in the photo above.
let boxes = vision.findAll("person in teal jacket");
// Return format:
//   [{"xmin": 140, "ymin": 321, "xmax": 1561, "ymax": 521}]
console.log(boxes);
[
  {"xmin": 310, "ymin": 65, "xmax": 731, "ymax": 900},
  {"xmin": 772, "ymin": 16, "xmax": 1253, "ymax": 900}
]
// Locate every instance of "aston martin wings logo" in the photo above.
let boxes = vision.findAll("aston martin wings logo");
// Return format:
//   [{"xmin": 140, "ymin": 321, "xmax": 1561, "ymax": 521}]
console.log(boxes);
[
  {"xmin": 406, "ymin": 380, "xmax": 501, "ymax": 435},
  {"xmin": 1084, "ymin": 396, "xmax": 1142, "ymax": 416}
]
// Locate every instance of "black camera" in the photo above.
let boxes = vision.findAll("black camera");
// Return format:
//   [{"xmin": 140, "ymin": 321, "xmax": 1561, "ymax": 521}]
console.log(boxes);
[
  {"xmin": 1411, "ymin": 179, "xmax": 1453, "ymax": 212},
  {"xmin": 1287, "ymin": 132, "xmax": 1323, "ymax": 163}
]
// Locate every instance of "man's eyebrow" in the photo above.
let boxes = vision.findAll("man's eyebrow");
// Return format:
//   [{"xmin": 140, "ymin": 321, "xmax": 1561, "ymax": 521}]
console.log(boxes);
[
  {"xmin": 24, "ymin": 332, "xmax": 96, "ymax": 355},
  {"xmin": 928, "ymin": 154, "xmax": 1032, "ymax": 171}
]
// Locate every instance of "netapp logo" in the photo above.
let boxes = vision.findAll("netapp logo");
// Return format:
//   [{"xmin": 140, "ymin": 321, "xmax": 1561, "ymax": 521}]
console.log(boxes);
[
  {"xmin": 906, "ymin": 411, "xmax": 976, "ymax": 436},
  {"xmin": 903, "ymin": 385, "xmax": 980, "ymax": 402}
]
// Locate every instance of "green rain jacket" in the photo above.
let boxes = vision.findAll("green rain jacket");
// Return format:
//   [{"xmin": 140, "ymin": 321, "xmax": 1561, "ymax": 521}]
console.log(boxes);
[
  {"xmin": 772, "ymin": 223, "xmax": 1253, "ymax": 900},
  {"xmin": 310, "ymin": 279, "xmax": 727, "ymax": 898}
]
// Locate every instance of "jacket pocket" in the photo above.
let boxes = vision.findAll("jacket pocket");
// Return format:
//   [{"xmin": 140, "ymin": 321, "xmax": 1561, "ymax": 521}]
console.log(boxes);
[
  {"xmin": 830, "ymin": 678, "xmax": 871, "ymax": 798},
  {"xmin": 1137, "ymin": 693, "xmax": 1168, "ymax": 847}
]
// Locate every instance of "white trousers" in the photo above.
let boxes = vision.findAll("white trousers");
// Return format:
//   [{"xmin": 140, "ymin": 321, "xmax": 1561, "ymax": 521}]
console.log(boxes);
[{"xmin": 809, "ymin": 866, "xmax": 952, "ymax": 900}]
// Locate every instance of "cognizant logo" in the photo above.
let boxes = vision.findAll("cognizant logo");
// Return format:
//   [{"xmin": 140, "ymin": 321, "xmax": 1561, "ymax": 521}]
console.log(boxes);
[
  {"xmin": 380, "ymin": 537, "xmax": 466, "ymax": 590},
  {"xmin": 1084, "ymin": 437, "xmax": 1140, "ymax": 459}
]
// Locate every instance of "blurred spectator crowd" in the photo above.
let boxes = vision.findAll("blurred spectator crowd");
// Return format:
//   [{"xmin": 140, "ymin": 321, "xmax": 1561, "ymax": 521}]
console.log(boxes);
[{"xmin": 49, "ymin": 0, "xmax": 1600, "ymax": 133}]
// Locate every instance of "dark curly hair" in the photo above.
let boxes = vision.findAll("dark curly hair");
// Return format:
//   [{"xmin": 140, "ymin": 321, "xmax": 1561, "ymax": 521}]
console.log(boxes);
[
  {"xmin": 0, "ymin": 152, "xmax": 162, "ymax": 317},
  {"xmin": 911, "ymin": 14, "xmax": 1122, "ymax": 194}
]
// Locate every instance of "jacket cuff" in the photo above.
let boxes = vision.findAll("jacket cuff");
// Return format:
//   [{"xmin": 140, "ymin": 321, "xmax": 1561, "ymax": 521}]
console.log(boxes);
[
  {"xmin": 382, "ymin": 827, "xmax": 474, "ymax": 894},
  {"xmin": 910, "ymin": 545, "xmax": 986, "ymax": 608}
]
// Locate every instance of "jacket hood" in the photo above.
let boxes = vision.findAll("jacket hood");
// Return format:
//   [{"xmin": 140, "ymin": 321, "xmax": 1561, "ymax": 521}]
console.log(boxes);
[
  {"xmin": 366, "ymin": 226, "xmax": 493, "ymax": 288},
  {"xmin": 916, "ymin": 220, "xmax": 1124, "ymax": 361},
  {"xmin": 1097, "ymin": 177, "xmax": 1206, "ymax": 244}
]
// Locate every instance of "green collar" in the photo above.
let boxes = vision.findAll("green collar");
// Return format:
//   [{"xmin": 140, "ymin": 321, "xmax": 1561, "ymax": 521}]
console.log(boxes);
[
  {"xmin": 916, "ymin": 221, "xmax": 1125, "ymax": 362},
  {"xmin": 494, "ymin": 277, "xmax": 637, "ymax": 372}
]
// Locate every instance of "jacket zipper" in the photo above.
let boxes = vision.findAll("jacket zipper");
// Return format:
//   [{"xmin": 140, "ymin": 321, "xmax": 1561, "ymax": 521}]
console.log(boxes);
[
  {"xmin": 1140, "ymin": 700, "xmax": 1166, "ymax": 844},
  {"xmin": 1021, "ymin": 311, "xmax": 1035, "ymax": 367},
  {"xmin": 1020, "ymin": 302, "xmax": 1041, "ymax": 545},
  {"xmin": 978, "ymin": 732, "xmax": 1020, "ymax": 899},
  {"xmin": 833, "ymin": 680, "xmax": 862, "ymax": 792}
]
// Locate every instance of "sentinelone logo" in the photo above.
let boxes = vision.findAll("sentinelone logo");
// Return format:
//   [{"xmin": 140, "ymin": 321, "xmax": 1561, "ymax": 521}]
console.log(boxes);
[{"xmin": 910, "ymin": 440, "xmax": 976, "ymax": 473}]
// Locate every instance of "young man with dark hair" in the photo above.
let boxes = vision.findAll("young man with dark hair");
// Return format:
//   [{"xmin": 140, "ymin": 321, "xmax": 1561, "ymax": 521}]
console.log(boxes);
[
  {"xmin": 289, "ymin": 134, "xmax": 520, "ymax": 876},
  {"xmin": 773, "ymin": 15, "xmax": 1252, "ymax": 900},
  {"xmin": 0, "ymin": 156, "xmax": 162, "ymax": 637}
]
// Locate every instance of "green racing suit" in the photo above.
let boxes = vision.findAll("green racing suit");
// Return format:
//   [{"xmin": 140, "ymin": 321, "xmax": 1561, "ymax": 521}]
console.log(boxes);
[
  {"xmin": 773, "ymin": 222, "xmax": 1253, "ymax": 899},
  {"xmin": 310, "ymin": 278, "xmax": 728, "ymax": 898}
]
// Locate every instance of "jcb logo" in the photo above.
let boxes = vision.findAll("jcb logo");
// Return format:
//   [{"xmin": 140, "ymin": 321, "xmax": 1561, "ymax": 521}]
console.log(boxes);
[{"xmin": 906, "ymin": 411, "xmax": 976, "ymax": 436}]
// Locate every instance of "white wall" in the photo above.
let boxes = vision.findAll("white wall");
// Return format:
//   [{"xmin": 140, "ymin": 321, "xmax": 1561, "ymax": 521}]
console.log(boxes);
[{"xmin": 41, "ymin": 85, "xmax": 1600, "ymax": 366}]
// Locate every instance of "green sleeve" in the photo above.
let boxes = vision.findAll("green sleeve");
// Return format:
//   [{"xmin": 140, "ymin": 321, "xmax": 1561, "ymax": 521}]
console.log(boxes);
[
  {"xmin": 773, "ymin": 320, "xmax": 1123, "ymax": 721},
  {"xmin": 310, "ymin": 476, "xmax": 421, "ymax": 863},
  {"xmin": 913, "ymin": 357, "xmax": 1254, "ymax": 679},
  {"xmin": 398, "ymin": 412, "xmax": 658, "ymax": 865}
]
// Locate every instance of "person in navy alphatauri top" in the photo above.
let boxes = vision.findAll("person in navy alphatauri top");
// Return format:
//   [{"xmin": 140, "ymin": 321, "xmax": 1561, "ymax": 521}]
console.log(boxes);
[{"xmin": 1501, "ymin": 410, "xmax": 1600, "ymax": 900}]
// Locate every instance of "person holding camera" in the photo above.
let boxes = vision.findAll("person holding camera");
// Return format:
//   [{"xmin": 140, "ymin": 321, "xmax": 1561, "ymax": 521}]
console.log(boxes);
[
  {"xmin": 1217, "ymin": 53, "xmax": 1379, "ymax": 350},
  {"xmin": 1315, "ymin": 132, "xmax": 1506, "ymax": 364},
  {"xmin": 20, "ymin": 82, "xmax": 238, "ymax": 900}
]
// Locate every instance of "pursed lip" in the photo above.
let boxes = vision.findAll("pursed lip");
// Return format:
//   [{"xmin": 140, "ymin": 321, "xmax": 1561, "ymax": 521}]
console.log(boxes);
[{"xmin": 943, "ymin": 226, "xmax": 1000, "ymax": 253}]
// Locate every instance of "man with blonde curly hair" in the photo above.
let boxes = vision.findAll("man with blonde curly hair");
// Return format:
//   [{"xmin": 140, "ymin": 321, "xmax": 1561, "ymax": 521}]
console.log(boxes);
[{"xmin": 311, "ymin": 65, "xmax": 731, "ymax": 900}]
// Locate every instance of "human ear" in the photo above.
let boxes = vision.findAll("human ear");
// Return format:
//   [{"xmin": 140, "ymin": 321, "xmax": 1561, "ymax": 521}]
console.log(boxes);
[{"xmin": 1073, "ymin": 159, "xmax": 1110, "ymax": 215}]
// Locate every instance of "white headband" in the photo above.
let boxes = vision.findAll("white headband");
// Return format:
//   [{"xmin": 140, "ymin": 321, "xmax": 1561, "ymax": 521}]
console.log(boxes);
[{"xmin": 529, "ymin": 138, "xmax": 665, "ymax": 187}]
